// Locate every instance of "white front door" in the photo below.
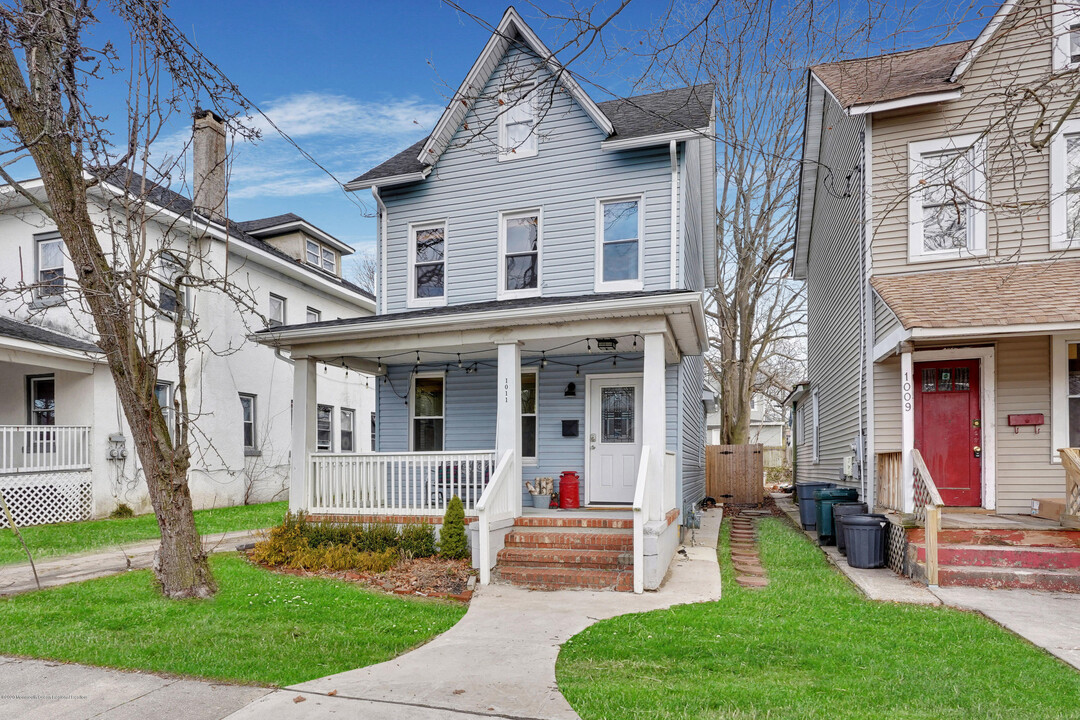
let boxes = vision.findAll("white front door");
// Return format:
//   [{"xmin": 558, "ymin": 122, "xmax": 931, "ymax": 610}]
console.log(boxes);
[{"xmin": 587, "ymin": 375, "xmax": 643, "ymax": 505}]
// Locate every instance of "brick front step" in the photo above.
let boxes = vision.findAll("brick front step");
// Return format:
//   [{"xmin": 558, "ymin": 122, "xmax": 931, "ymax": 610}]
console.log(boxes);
[
  {"xmin": 915, "ymin": 544, "xmax": 1080, "ymax": 570},
  {"xmin": 906, "ymin": 527, "xmax": 1080, "ymax": 549},
  {"xmin": 504, "ymin": 530, "xmax": 633, "ymax": 551},
  {"xmin": 512, "ymin": 516, "xmax": 634, "ymax": 530},
  {"xmin": 496, "ymin": 565, "xmax": 634, "ymax": 592},
  {"xmin": 497, "ymin": 547, "xmax": 632, "ymax": 569},
  {"xmin": 936, "ymin": 565, "xmax": 1080, "ymax": 593}
]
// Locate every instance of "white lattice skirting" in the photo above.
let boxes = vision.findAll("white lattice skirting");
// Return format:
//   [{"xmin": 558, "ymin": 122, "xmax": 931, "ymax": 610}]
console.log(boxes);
[{"xmin": 0, "ymin": 472, "xmax": 93, "ymax": 526}]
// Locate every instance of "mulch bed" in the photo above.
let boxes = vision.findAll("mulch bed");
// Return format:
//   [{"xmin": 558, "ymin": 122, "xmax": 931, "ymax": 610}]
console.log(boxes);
[{"xmin": 247, "ymin": 555, "xmax": 477, "ymax": 603}]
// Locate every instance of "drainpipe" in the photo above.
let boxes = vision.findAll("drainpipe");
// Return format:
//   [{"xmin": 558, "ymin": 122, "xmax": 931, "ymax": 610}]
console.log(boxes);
[
  {"xmin": 669, "ymin": 140, "xmax": 678, "ymax": 289},
  {"xmin": 372, "ymin": 185, "xmax": 387, "ymax": 315}
]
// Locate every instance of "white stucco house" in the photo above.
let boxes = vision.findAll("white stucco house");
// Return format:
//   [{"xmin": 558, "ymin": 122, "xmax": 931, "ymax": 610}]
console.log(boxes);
[
  {"xmin": 0, "ymin": 111, "xmax": 375, "ymax": 526},
  {"xmin": 705, "ymin": 387, "xmax": 788, "ymax": 447}
]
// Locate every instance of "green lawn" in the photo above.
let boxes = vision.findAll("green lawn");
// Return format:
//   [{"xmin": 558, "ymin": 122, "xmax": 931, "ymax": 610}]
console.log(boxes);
[
  {"xmin": 0, "ymin": 554, "xmax": 465, "ymax": 686},
  {"xmin": 0, "ymin": 501, "xmax": 287, "ymax": 565},
  {"xmin": 557, "ymin": 517, "xmax": 1080, "ymax": 720}
]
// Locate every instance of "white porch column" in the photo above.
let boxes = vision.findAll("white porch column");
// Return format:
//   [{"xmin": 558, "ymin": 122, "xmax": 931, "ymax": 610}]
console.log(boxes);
[
  {"xmin": 495, "ymin": 341, "xmax": 522, "ymax": 517},
  {"xmin": 643, "ymin": 333, "xmax": 667, "ymax": 520},
  {"xmin": 900, "ymin": 343, "xmax": 915, "ymax": 514},
  {"xmin": 290, "ymin": 356, "xmax": 317, "ymax": 512}
]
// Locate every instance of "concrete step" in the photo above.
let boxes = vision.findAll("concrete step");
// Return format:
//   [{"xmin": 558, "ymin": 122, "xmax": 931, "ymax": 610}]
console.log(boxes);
[
  {"xmin": 907, "ymin": 527, "xmax": 1080, "ymax": 548},
  {"xmin": 916, "ymin": 543, "xmax": 1080, "ymax": 570},
  {"xmin": 513, "ymin": 516, "xmax": 634, "ymax": 530},
  {"xmin": 497, "ymin": 547, "xmax": 632, "ymax": 570},
  {"xmin": 504, "ymin": 529, "xmax": 633, "ymax": 551},
  {"xmin": 937, "ymin": 565, "xmax": 1080, "ymax": 593},
  {"xmin": 495, "ymin": 565, "xmax": 634, "ymax": 592}
]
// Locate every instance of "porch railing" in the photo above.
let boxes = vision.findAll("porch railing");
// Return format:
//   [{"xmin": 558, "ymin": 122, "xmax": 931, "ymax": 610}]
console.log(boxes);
[
  {"xmin": 875, "ymin": 451, "xmax": 903, "ymax": 512},
  {"xmin": 0, "ymin": 426, "xmax": 92, "ymax": 474},
  {"xmin": 476, "ymin": 450, "xmax": 516, "ymax": 586},
  {"xmin": 308, "ymin": 450, "xmax": 496, "ymax": 516},
  {"xmin": 1059, "ymin": 448, "xmax": 1080, "ymax": 529},
  {"xmin": 912, "ymin": 448, "xmax": 945, "ymax": 587}
]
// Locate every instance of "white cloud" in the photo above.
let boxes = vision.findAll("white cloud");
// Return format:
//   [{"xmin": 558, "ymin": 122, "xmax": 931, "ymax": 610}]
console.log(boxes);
[{"xmin": 251, "ymin": 92, "xmax": 442, "ymax": 140}]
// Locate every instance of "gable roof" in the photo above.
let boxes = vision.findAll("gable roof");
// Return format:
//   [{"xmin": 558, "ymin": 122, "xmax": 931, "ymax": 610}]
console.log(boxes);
[
  {"xmin": 0, "ymin": 316, "xmax": 100, "ymax": 354},
  {"xmin": 871, "ymin": 259, "xmax": 1080, "ymax": 331},
  {"xmin": 235, "ymin": 212, "xmax": 354, "ymax": 256},
  {"xmin": 349, "ymin": 84, "xmax": 715, "ymax": 189},
  {"xmin": 811, "ymin": 40, "xmax": 972, "ymax": 111},
  {"xmin": 417, "ymin": 6, "xmax": 613, "ymax": 169},
  {"xmin": 950, "ymin": 0, "xmax": 1018, "ymax": 81}
]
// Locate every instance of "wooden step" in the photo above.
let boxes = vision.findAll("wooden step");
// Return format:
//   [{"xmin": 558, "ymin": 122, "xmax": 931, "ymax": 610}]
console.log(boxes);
[
  {"xmin": 916, "ymin": 543, "xmax": 1080, "ymax": 570},
  {"xmin": 496, "ymin": 565, "xmax": 634, "ymax": 592},
  {"xmin": 497, "ymin": 547, "xmax": 632, "ymax": 570},
  {"xmin": 907, "ymin": 527, "xmax": 1080, "ymax": 549},
  {"xmin": 512, "ymin": 516, "xmax": 634, "ymax": 530},
  {"xmin": 936, "ymin": 565, "xmax": 1080, "ymax": 593},
  {"xmin": 504, "ymin": 529, "xmax": 633, "ymax": 551}
]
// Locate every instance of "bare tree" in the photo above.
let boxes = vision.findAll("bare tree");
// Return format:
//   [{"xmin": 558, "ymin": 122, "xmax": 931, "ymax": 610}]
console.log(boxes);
[
  {"xmin": 348, "ymin": 247, "xmax": 378, "ymax": 296},
  {"xmin": 0, "ymin": 0, "xmax": 263, "ymax": 598}
]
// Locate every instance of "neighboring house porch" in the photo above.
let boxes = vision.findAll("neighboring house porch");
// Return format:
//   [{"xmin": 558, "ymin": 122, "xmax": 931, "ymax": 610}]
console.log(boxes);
[{"xmin": 257, "ymin": 290, "xmax": 707, "ymax": 592}]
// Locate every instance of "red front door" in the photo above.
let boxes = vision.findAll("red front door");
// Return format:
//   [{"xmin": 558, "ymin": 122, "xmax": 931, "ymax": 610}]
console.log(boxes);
[{"xmin": 914, "ymin": 359, "xmax": 982, "ymax": 506}]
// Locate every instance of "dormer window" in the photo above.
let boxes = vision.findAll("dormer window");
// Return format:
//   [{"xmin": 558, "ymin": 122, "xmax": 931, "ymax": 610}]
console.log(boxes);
[
  {"xmin": 499, "ymin": 82, "xmax": 538, "ymax": 161},
  {"xmin": 305, "ymin": 238, "xmax": 337, "ymax": 273}
]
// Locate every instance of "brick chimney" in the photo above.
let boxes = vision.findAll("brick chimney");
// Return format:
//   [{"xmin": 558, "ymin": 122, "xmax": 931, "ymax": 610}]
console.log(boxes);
[{"xmin": 192, "ymin": 108, "xmax": 227, "ymax": 221}]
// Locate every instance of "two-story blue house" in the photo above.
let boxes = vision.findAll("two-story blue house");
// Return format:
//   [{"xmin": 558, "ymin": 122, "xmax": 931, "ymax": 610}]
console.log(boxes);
[{"xmin": 258, "ymin": 7, "xmax": 715, "ymax": 592}]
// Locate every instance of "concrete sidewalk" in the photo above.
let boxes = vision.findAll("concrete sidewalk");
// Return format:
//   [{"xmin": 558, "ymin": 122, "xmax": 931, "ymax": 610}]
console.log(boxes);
[
  {"xmin": 224, "ymin": 508, "xmax": 724, "ymax": 720},
  {"xmin": 0, "ymin": 530, "xmax": 262, "ymax": 596},
  {"xmin": 0, "ymin": 656, "xmax": 269, "ymax": 720}
]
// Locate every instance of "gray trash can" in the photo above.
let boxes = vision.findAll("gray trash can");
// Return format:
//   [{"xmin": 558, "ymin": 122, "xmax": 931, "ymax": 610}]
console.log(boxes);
[
  {"xmin": 833, "ymin": 502, "xmax": 868, "ymax": 555},
  {"xmin": 844, "ymin": 514, "xmax": 889, "ymax": 569},
  {"xmin": 795, "ymin": 481, "xmax": 834, "ymax": 530}
]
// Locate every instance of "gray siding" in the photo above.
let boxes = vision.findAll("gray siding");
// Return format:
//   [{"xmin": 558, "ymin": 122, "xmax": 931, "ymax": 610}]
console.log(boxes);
[
  {"xmin": 380, "ymin": 43, "xmax": 678, "ymax": 313},
  {"xmin": 681, "ymin": 140, "xmax": 704, "ymax": 291},
  {"xmin": 797, "ymin": 90, "xmax": 866, "ymax": 486},
  {"xmin": 679, "ymin": 354, "xmax": 706, "ymax": 509},
  {"xmin": 376, "ymin": 353, "xmax": 680, "ymax": 505}
]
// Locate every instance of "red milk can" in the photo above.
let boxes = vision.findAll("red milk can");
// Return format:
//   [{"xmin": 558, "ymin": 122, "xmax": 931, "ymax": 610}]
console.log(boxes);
[{"xmin": 558, "ymin": 471, "xmax": 580, "ymax": 509}]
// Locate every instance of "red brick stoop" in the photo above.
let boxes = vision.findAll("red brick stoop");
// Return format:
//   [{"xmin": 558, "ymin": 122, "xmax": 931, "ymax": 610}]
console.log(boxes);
[{"xmin": 495, "ymin": 518, "xmax": 636, "ymax": 591}]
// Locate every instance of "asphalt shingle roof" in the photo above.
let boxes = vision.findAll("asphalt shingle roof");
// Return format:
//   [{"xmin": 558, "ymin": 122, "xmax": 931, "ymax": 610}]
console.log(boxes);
[
  {"xmin": 0, "ymin": 317, "xmax": 100, "ymax": 353},
  {"xmin": 872, "ymin": 260, "xmax": 1080, "ymax": 330},
  {"xmin": 234, "ymin": 213, "xmax": 304, "ymax": 233},
  {"xmin": 349, "ymin": 83, "xmax": 715, "ymax": 186},
  {"xmin": 811, "ymin": 41, "xmax": 972, "ymax": 109}
]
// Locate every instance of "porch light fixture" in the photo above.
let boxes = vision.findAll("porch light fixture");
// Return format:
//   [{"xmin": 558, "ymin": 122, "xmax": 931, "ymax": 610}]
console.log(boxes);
[
  {"xmin": 596, "ymin": 338, "xmax": 618, "ymax": 352},
  {"xmin": 565, "ymin": 382, "xmax": 576, "ymax": 397},
  {"xmin": 377, "ymin": 357, "xmax": 384, "ymax": 373}
]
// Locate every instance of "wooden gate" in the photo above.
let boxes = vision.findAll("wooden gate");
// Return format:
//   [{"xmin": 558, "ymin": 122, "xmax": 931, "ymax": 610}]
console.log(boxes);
[{"xmin": 706, "ymin": 444, "xmax": 764, "ymax": 504}]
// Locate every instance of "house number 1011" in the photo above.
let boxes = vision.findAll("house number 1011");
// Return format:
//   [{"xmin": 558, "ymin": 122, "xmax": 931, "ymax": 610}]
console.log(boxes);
[{"xmin": 504, "ymin": 378, "xmax": 509, "ymax": 403}]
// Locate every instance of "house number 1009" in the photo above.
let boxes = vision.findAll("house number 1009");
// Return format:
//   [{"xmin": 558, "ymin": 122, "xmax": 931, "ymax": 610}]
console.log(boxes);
[{"xmin": 902, "ymin": 371, "xmax": 912, "ymax": 412}]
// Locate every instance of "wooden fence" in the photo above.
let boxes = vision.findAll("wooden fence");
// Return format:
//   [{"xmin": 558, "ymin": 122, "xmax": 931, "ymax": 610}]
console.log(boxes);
[{"xmin": 706, "ymin": 444, "xmax": 764, "ymax": 504}]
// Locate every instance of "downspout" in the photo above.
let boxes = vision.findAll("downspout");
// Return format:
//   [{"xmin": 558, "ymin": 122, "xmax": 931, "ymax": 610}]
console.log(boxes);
[
  {"xmin": 372, "ymin": 185, "xmax": 387, "ymax": 316},
  {"xmin": 669, "ymin": 140, "xmax": 678, "ymax": 288},
  {"xmin": 862, "ymin": 117, "xmax": 876, "ymax": 510}
]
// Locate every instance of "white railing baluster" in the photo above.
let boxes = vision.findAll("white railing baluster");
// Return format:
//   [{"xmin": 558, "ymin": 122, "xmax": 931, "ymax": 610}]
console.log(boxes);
[{"xmin": 0, "ymin": 426, "xmax": 91, "ymax": 476}]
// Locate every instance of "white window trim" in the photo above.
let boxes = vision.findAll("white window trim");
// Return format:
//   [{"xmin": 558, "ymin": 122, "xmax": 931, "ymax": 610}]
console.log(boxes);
[
  {"xmin": 594, "ymin": 194, "xmax": 646, "ymax": 293},
  {"xmin": 1050, "ymin": 119, "xmax": 1080, "ymax": 251},
  {"xmin": 340, "ymin": 407, "xmax": 355, "ymax": 453},
  {"xmin": 1052, "ymin": 333, "xmax": 1080, "ymax": 462},
  {"xmin": 811, "ymin": 388, "xmax": 820, "ymax": 464},
  {"xmin": 497, "ymin": 208, "xmax": 543, "ymax": 300},
  {"xmin": 268, "ymin": 293, "xmax": 286, "ymax": 327},
  {"xmin": 316, "ymin": 403, "xmax": 334, "ymax": 452},
  {"xmin": 306, "ymin": 307, "xmax": 321, "ymax": 323},
  {"xmin": 306, "ymin": 239, "xmax": 321, "ymax": 265},
  {"xmin": 409, "ymin": 371, "xmax": 446, "ymax": 451},
  {"xmin": 498, "ymin": 81, "xmax": 538, "ymax": 162},
  {"xmin": 1053, "ymin": 3, "xmax": 1080, "ymax": 71},
  {"xmin": 407, "ymin": 219, "xmax": 449, "ymax": 309},
  {"xmin": 239, "ymin": 392, "xmax": 257, "ymax": 451},
  {"xmin": 35, "ymin": 233, "xmax": 64, "ymax": 301},
  {"xmin": 521, "ymin": 369, "xmax": 538, "ymax": 465},
  {"xmin": 907, "ymin": 133, "xmax": 988, "ymax": 263}
]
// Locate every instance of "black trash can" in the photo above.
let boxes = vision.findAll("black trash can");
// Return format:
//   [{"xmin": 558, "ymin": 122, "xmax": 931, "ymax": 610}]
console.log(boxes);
[
  {"xmin": 795, "ymin": 481, "xmax": 834, "ymax": 530},
  {"xmin": 833, "ymin": 502, "xmax": 868, "ymax": 555},
  {"xmin": 844, "ymin": 514, "xmax": 889, "ymax": 569}
]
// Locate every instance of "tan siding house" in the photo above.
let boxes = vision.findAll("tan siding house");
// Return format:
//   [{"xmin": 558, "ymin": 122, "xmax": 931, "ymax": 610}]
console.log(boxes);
[{"xmin": 794, "ymin": 0, "xmax": 1080, "ymax": 523}]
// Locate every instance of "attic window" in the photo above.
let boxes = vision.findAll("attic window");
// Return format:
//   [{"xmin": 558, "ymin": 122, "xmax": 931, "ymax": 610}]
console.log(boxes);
[
  {"xmin": 499, "ymin": 82, "xmax": 538, "ymax": 161},
  {"xmin": 305, "ymin": 238, "xmax": 337, "ymax": 273}
]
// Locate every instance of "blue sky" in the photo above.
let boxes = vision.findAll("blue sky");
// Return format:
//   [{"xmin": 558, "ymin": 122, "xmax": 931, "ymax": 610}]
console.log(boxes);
[{"xmin": 73, "ymin": 1, "xmax": 997, "ymax": 278}]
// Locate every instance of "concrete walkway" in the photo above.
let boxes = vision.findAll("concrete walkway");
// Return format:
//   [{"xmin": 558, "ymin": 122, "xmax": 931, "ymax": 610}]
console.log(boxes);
[
  {"xmin": 224, "ymin": 509, "xmax": 724, "ymax": 720},
  {"xmin": 0, "ymin": 530, "xmax": 262, "ymax": 596},
  {"xmin": 0, "ymin": 656, "xmax": 269, "ymax": 720}
]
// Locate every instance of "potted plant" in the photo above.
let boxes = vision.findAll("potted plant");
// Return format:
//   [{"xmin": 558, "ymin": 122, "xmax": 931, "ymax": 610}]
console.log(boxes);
[{"xmin": 525, "ymin": 477, "xmax": 555, "ymax": 509}]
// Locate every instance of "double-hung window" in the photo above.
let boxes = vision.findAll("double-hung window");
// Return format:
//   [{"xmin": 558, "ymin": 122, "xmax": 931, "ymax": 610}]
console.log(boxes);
[
  {"xmin": 499, "ymin": 82, "xmax": 537, "ymax": 160},
  {"xmin": 306, "ymin": 307, "xmax": 321, "ymax": 323},
  {"xmin": 268, "ymin": 293, "xmax": 286, "ymax": 327},
  {"xmin": 907, "ymin": 135, "xmax": 986, "ymax": 261},
  {"xmin": 1053, "ymin": 4, "xmax": 1080, "ymax": 70},
  {"xmin": 411, "ymin": 374, "xmax": 444, "ymax": 451},
  {"xmin": 239, "ymin": 393, "xmax": 257, "ymax": 451},
  {"xmin": 370, "ymin": 411, "xmax": 377, "ymax": 451},
  {"xmin": 340, "ymin": 408, "xmax": 355, "ymax": 452},
  {"xmin": 317, "ymin": 404, "xmax": 333, "ymax": 452},
  {"xmin": 1050, "ymin": 119, "xmax": 1080, "ymax": 250},
  {"xmin": 409, "ymin": 221, "xmax": 446, "ymax": 307},
  {"xmin": 36, "ymin": 234, "xmax": 64, "ymax": 299},
  {"xmin": 156, "ymin": 381, "xmax": 175, "ymax": 439},
  {"xmin": 306, "ymin": 239, "xmax": 337, "ymax": 273},
  {"xmin": 499, "ymin": 210, "xmax": 541, "ymax": 298},
  {"xmin": 158, "ymin": 252, "xmax": 187, "ymax": 320},
  {"xmin": 27, "ymin": 375, "xmax": 55, "ymax": 426},
  {"xmin": 1052, "ymin": 336, "xmax": 1080, "ymax": 459},
  {"xmin": 521, "ymin": 371, "xmax": 537, "ymax": 462},
  {"xmin": 595, "ymin": 197, "xmax": 643, "ymax": 291}
]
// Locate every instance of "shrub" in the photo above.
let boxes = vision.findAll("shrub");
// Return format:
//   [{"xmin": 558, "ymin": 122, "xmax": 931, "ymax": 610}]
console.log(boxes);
[
  {"xmin": 109, "ymin": 503, "xmax": 134, "ymax": 519},
  {"xmin": 354, "ymin": 523, "xmax": 400, "ymax": 553},
  {"xmin": 251, "ymin": 511, "xmax": 310, "ymax": 566},
  {"xmin": 283, "ymin": 544, "xmax": 398, "ymax": 573},
  {"xmin": 439, "ymin": 496, "xmax": 469, "ymax": 560},
  {"xmin": 399, "ymin": 522, "xmax": 437, "ymax": 558}
]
